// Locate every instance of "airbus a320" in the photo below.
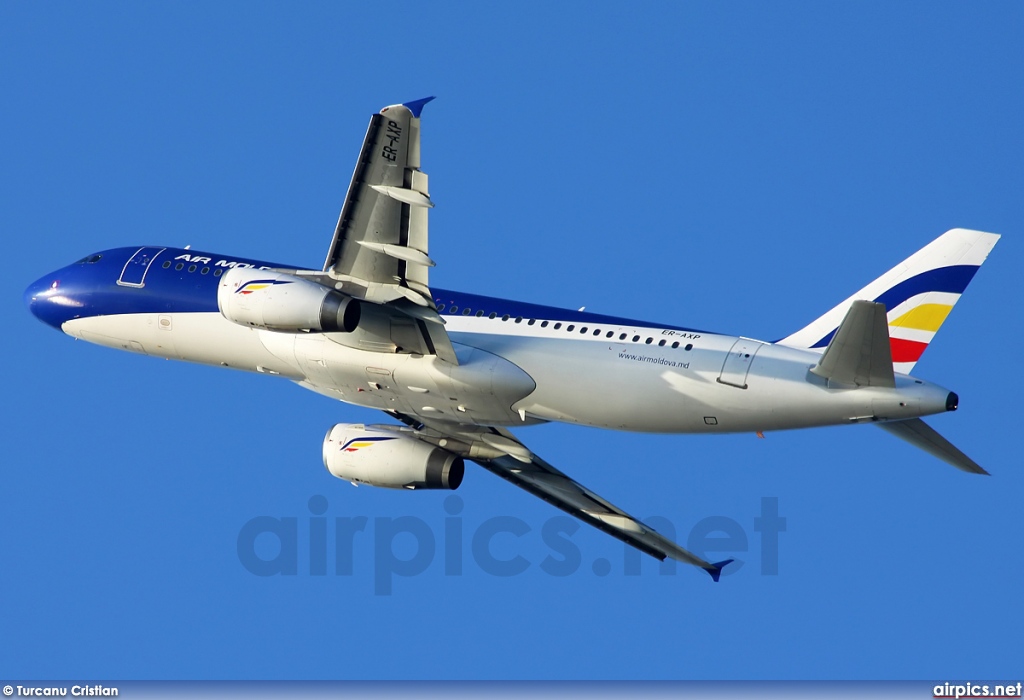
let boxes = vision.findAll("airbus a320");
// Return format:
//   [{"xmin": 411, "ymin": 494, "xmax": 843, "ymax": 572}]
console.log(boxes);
[{"xmin": 25, "ymin": 98, "xmax": 1000, "ymax": 581}]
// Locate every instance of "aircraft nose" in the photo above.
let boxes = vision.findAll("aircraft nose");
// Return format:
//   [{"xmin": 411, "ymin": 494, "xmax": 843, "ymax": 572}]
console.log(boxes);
[{"xmin": 24, "ymin": 274, "xmax": 79, "ymax": 330}]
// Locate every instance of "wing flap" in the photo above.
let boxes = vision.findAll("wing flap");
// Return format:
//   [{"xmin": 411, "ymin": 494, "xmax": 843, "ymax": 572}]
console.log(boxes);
[
  {"xmin": 323, "ymin": 98, "xmax": 437, "ymax": 305},
  {"xmin": 316, "ymin": 98, "xmax": 457, "ymax": 363}
]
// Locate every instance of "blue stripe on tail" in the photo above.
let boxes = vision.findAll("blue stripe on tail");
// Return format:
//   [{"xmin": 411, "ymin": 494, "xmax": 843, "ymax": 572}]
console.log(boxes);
[{"xmin": 811, "ymin": 265, "xmax": 979, "ymax": 348}]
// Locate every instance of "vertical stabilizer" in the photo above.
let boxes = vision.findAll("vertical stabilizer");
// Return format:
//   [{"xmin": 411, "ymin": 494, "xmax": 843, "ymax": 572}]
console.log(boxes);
[{"xmin": 779, "ymin": 229, "xmax": 999, "ymax": 373}]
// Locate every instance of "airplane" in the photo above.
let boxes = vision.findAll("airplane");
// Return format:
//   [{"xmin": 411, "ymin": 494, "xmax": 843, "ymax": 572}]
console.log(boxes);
[{"xmin": 24, "ymin": 97, "xmax": 1000, "ymax": 582}]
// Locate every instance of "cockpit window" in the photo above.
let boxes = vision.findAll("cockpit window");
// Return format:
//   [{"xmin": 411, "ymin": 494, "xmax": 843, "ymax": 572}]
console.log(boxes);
[{"xmin": 75, "ymin": 254, "xmax": 103, "ymax": 264}]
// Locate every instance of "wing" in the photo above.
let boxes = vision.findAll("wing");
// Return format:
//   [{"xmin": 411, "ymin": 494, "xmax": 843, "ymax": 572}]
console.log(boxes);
[
  {"xmin": 323, "ymin": 97, "xmax": 435, "ymax": 297},
  {"xmin": 314, "ymin": 97, "xmax": 456, "ymax": 363},
  {"xmin": 390, "ymin": 414, "xmax": 734, "ymax": 581}
]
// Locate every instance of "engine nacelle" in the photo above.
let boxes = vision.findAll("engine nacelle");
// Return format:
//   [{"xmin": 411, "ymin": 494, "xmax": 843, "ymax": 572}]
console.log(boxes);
[
  {"xmin": 323, "ymin": 424, "xmax": 464, "ymax": 490},
  {"xmin": 218, "ymin": 267, "xmax": 360, "ymax": 333}
]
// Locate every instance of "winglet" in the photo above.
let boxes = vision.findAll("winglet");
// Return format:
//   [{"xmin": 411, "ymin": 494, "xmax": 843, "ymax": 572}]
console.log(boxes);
[
  {"xmin": 402, "ymin": 96, "xmax": 436, "ymax": 118},
  {"xmin": 706, "ymin": 559, "xmax": 734, "ymax": 583}
]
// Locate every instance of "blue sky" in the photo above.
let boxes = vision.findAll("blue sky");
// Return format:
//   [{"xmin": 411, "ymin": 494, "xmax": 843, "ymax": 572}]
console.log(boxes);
[{"xmin": 2, "ymin": 2, "xmax": 1022, "ymax": 680}]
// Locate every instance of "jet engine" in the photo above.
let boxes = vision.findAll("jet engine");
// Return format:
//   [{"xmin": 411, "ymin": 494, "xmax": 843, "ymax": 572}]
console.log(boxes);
[
  {"xmin": 218, "ymin": 267, "xmax": 360, "ymax": 333},
  {"xmin": 322, "ymin": 424, "xmax": 464, "ymax": 490}
]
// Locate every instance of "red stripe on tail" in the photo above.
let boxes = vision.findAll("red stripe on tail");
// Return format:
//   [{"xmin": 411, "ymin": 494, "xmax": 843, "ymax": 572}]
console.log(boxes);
[{"xmin": 890, "ymin": 337, "xmax": 928, "ymax": 363}]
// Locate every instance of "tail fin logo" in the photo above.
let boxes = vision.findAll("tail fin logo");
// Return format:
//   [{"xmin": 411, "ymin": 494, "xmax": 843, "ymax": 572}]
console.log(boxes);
[
  {"xmin": 779, "ymin": 229, "xmax": 999, "ymax": 373},
  {"xmin": 811, "ymin": 265, "xmax": 980, "ymax": 365}
]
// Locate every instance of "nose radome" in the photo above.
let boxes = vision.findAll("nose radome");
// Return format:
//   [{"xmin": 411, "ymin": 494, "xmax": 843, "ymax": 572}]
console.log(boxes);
[
  {"xmin": 24, "ymin": 276, "xmax": 48, "ymax": 313},
  {"xmin": 24, "ymin": 274, "xmax": 73, "ymax": 330}
]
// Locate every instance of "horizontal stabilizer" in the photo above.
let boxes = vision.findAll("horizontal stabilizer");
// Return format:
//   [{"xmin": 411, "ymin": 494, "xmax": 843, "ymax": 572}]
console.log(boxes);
[
  {"xmin": 878, "ymin": 418, "xmax": 988, "ymax": 475},
  {"xmin": 810, "ymin": 300, "xmax": 895, "ymax": 388}
]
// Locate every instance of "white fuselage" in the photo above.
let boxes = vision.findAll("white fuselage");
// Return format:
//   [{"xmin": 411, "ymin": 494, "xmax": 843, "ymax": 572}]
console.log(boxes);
[{"xmin": 62, "ymin": 309, "xmax": 952, "ymax": 435}]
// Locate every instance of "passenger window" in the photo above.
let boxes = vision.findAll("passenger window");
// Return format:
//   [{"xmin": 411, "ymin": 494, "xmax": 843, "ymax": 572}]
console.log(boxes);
[
  {"xmin": 214, "ymin": 269, "xmax": 222, "ymax": 277},
  {"xmin": 502, "ymin": 315, "xmax": 510, "ymax": 321},
  {"xmin": 437, "ymin": 303, "xmax": 446, "ymax": 311},
  {"xmin": 450, "ymin": 306, "xmax": 458, "ymax": 313},
  {"xmin": 201, "ymin": 267, "xmax": 209, "ymax": 274},
  {"xmin": 541, "ymin": 321, "xmax": 548, "ymax": 328},
  {"xmin": 462, "ymin": 308, "xmax": 471, "ymax": 315},
  {"xmin": 632, "ymin": 335, "xmax": 640, "ymax": 342},
  {"xmin": 515, "ymin": 317, "xmax": 523, "ymax": 323},
  {"xmin": 671, "ymin": 341, "xmax": 679, "ymax": 349},
  {"xmin": 188, "ymin": 265, "xmax": 197, "ymax": 273},
  {"xmin": 685, "ymin": 343, "xmax": 693, "ymax": 351},
  {"xmin": 580, "ymin": 327, "xmax": 587, "ymax": 334},
  {"xmin": 645, "ymin": 338, "xmax": 653, "ymax": 344},
  {"xmin": 658, "ymin": 339, "xmax": 666, "ymax": 346},
  {"xmin": 554, "ymin": 323, "xmax": 562, "ymax": 330},
  {"xmin": 619, "ymin": 333, "xmax": 626, "ymax": 340},
  {"xmin": 489, "ymin": 312, "xmax": 497, "ymax": 319},
  {"xmin": 175, "ymin": 263, "xmax": 184, "ymax": 271},
  {"xmin": 567, "ymin": 325, "xmax": 575, "ymax": 332},
  {"xmin": 476, "ymin": 310, "xmax": 484, "ymax": 317},
  {"xmin": 162, "ymin": 261, "xmax": 171, "ymax": 269},
  {"xmin": 528, "ymin": 319, "xmax": 535, "ymax": 325}
]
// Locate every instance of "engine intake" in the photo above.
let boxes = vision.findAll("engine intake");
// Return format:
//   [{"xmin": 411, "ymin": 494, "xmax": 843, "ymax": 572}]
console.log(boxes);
[
  {"xmin": 323, "ymin": 424, "xmax": 464, "ymax": 490},
  {"xmin": 218, "ymin": 267, "xmax": 360, "ymax": 333}
]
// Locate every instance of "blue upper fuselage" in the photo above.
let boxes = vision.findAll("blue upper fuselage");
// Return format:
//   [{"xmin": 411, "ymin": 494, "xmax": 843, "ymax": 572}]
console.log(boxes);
[{"xmin": 25, "ymin": 246, "xmax": 705, "ymax": 334}]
